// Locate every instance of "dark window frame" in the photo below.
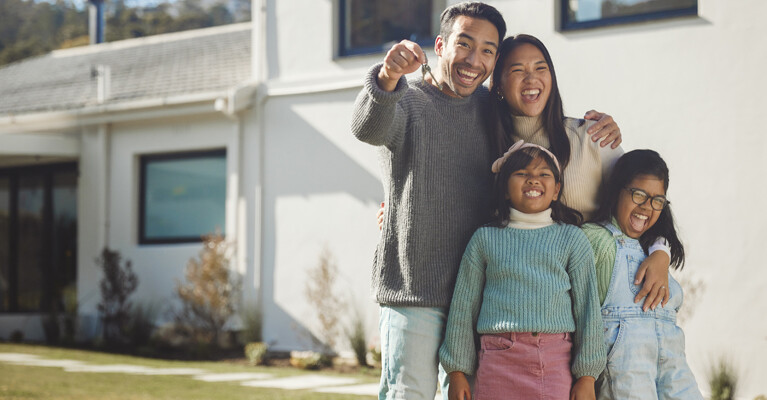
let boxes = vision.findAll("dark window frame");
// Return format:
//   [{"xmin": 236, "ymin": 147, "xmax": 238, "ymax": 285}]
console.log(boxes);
[
  {"xmin": 560, "ymin": 0, "xmax": 698, "ymax": 31},
  {"xmin": 337, "ymin": 0, "xmax": 442, "ymax": 57},
  {"xmin": 138, "ymin": 148, "xmax": 227, "ymax": 245},
  {"xmin": 0, "ymin": 162, "xmax": 78, "ymax": 314}
]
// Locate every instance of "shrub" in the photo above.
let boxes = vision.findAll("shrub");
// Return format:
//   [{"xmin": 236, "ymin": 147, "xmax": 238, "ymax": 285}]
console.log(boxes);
[
  {"xmin": 289, "ymin": 350, "xmax": 332, "ymax": 370},
  {"xmin": 346, "ymin": 309, "xmax": 368, "ymax": 367},
  {"xmin": 304, "ymin": 247, "xmax": 345, "ymax": 353},
  {"xmin": 127, "ymin": 302, "xmax": 158, "ymax": 347},
  {"xmin": 240, "ymin": 301, "xmax": 263, "ymax": 344},
  {"xmin": 175, "ymin": 232, "xmax": 240, "ymax": 347},
  {"xmin": 96, "ymin": 247, "xmax": 138, "ymax": 346},
  {"xmin": 708, "ymin": 356, "xmax": 738, "ymax": 400},
  {"xmin": 244, "ymin": 342, "xmax": 268, "ymax": 365}
]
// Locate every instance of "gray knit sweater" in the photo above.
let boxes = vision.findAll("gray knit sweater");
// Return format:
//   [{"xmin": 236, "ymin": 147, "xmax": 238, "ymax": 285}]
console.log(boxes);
[{"xmin": 351, "ymin": 64, "xmax": 494, "ymax": 307}]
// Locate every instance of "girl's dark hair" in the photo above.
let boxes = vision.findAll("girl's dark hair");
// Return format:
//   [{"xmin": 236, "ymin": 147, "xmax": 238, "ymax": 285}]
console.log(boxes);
[
  {"xmin": 591, "ymin": 149, "xmax": 685, "ymax": 270},
  {"xmin": 488, "ymin": 34, "xmax": 571, "ymax": 168},
  {"xmin": 491, "ymin": 147, "xmax": 583, "ymax": 227}
]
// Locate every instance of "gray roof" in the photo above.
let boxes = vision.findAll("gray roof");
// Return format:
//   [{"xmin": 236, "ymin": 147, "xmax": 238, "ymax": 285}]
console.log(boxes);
[{"xmin": 0, "ymin": 23, "xmax": 251, "ymax": 116}]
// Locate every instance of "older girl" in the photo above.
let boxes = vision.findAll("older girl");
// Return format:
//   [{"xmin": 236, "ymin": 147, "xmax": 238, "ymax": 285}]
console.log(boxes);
[{"xmin": 582, "ymin": 150, "xmax": 702, "ymax": 399}]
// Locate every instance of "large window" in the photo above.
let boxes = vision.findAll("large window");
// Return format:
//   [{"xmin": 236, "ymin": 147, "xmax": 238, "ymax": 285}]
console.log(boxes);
[
  {"xmin": 561, "ymin": 0, "xmax": 697, "ymax": 31},
  {"xmin": 139, "ymin": 149, "xmax": 226, "ymax": 244},
  {"xmin": 0, "ymin": 163, "xmax": 77, "ymax": 313},
  {"xmin": 339, "ymin": 0, "xmax": 446, "ymax": 57}
]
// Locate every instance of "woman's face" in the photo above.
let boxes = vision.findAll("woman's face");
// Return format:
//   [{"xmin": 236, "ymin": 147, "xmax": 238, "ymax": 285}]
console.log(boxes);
[
  {"xmin": 615, "ymin": 174, "xmax": 666, "ymax": 239},
  {"xmin": 500, "ymin": 43, "xmax": 552, "ymax": 117}
]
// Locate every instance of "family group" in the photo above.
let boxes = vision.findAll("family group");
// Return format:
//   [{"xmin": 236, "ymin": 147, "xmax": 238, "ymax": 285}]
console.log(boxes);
[{"xmin": 351, "ymin": 2, "xmax": 702, "ymax": 400}]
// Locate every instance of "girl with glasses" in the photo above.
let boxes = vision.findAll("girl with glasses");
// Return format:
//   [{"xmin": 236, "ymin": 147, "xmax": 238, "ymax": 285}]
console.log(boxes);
[{"xmin": 583, "ymin": 150, "xmax": 702, "ymax": 399}]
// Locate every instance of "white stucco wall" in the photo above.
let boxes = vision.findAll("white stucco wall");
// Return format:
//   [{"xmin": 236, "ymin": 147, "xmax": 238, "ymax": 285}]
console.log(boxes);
[
  {"xmin": 76, "ymin": 112, "xmax": 242, "ymax": 331},
  {"xmin": 258, "ymin": 90, "xmax": 382, "ymax": 352}
]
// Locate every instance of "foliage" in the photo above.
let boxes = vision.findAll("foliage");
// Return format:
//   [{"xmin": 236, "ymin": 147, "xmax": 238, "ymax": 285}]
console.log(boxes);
[
  {"xmin": 346, "ymin": 309, "xmax": 368, "ymax": 367},
  {"xmin": 127, "ymin": 302, "xmax": 158, "ymax": 347},
  {"xmin": 244, "ymin": 342, "xmax": 268, "ymax": 366},
  {"xmin": 239, "ymin": 301, "xmax": 263, "ymax": 344},
  {"xmin": 708, "ymin": 356, "xmax": 739, "ymax": 400},
  {"xmin": 0, "ymin": 0, "xmax": 251, "ymax": 67},
  {"xmin": 289, "ymin": 351, "xmax": 332, "ymax": 370},
  {"xmin": 96, "ymin": 247, "xmax": 139, "ymax": 346},
  {"xmin": 175, "ymin": 232, "xmax": 240, "ymax": 347},
  {"xmin": 304, "ymin": 247, "xmax": 345, "ymax": 353}
]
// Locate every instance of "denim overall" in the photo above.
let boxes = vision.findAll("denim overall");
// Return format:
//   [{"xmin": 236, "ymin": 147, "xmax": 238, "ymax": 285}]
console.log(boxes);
[{"xmin": 596, "ymin": 223, "xmax": 702, "ymax": 400}]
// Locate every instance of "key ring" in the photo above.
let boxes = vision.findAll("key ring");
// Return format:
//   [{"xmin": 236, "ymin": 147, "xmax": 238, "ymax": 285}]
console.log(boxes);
[{"xmin": 421, "ymin": 55, "xmax": 443, "ymax": 91}]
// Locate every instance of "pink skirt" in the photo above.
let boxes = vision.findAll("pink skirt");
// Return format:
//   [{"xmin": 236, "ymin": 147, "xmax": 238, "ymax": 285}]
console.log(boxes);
[{"xmin": 474, "ymin": 332, "xmax": 573, "ymax": 400}]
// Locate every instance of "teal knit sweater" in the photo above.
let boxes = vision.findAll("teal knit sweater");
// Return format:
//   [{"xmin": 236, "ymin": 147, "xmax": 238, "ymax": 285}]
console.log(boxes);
[{"xmin": 439, "ymin": 223, "xmax": 606, "ymax": 379}]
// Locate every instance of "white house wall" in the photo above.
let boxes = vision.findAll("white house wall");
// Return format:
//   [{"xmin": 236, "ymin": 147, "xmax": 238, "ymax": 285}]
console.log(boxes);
[
  {"xmin": 258, "ymin": 0, "xmax": 766, "ymax": 396},
  {"xmin": 259, "ymin": 90, "xmax": 382, "ymax": 352},
  {"xmin": 76, "ymin": 113, "xmax": 241, "ymax": 330}
]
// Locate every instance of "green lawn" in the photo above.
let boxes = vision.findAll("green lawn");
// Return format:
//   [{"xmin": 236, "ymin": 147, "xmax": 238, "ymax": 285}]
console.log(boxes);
[{"xmin": 0, "ymin": 343, "xmax": 378, "ymax": 400}]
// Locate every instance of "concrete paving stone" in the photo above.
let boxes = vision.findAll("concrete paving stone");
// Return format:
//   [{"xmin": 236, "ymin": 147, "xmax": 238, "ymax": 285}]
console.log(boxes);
[
  {"xmin": 314, "ymin": 383, "xmax": 379, "ymax": 395},
  {"xmin": 241, "ymin": 375, "xmax": 359, "ymax": 390},
  {"xmin": 138, "ymin": 367, "xmax": 207, "ymax": 375},
  {"xmin": 194, "ymin": 372, "xmax": 273, "ymax": 382},
  {"xmin": 11, "ymin": 359, "xmax": 86, "ymax": 368},
  {"xmin": 63, "ymin": 364, "xmax": 158, "ymax": 374},
  {"xmin": 0, "ymin": 353, "xmax": 40, "ymax": 362}
]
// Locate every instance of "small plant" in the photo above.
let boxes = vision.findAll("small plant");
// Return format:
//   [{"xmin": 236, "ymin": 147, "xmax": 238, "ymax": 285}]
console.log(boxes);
[
  {"xmin": 289, "ymin": 350, "xmax": 332, "ymax": 370},
  {"xmin": 304, "ymin": 247, "xmax": 345, "ymax": 353},
  {"xmin": 175, "ymin": 232, "xmax": 240, "ymax": 347},
  {"xmin": 96, "ymin": 247, "xmax": 138, "ymax": 346},
  {"xmin": 708, "ymin": 356, "xmax": 738, "ymax": 400},
  {"xmin": 244, "ymin": 342, "xmax": 268, "ymax": 365},
  {"xmin": 240, "ymin": 301, "xmax": 263, "ymax": 344},
  {"xmin": 346, "ymin": 309, "xmax": 368, "ymax": 367},
  {"xmin": 127, "ymin": 302, "xmax": 158, "ymax": 347}
]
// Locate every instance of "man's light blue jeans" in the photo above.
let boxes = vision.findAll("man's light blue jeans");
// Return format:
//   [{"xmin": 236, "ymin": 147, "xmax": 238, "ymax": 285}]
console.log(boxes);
[{"xmin": 378, "ymin": 305, "xmax": 450, "ymax": 400}]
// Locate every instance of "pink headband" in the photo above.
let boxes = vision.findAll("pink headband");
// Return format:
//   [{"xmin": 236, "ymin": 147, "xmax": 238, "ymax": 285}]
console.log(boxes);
[{"xmin": 491, "ymin": 140, "xmax": 561, "ymax": 174}]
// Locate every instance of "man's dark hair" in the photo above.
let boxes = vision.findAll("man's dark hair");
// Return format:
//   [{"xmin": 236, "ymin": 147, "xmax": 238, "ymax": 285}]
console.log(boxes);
[{"xmin": 439, "ymin": 2, "xmax": 506, "ymax": 45}]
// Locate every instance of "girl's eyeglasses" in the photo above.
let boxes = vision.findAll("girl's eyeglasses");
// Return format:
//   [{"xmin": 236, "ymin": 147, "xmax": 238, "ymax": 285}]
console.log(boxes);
[{"xmin": 625, "ymin": 188, "xmax": 669, "ymax": 211}]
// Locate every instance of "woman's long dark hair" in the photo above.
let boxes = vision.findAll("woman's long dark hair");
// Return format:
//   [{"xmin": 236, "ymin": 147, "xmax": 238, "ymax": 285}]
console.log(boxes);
[
  {"xmin": 591, "ymin": 150, "xmax": 685, "ymax": 270},
  {"xmin": 491, "ymin": 147, "xmax": 583, "ymax": 227},
  {"xmin": 488, "ymin": 34, "xmax": 571, "ymax": 169}
]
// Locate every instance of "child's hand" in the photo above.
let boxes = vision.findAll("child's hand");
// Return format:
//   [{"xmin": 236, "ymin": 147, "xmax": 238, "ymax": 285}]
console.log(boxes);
[
  {"xmin": 570, "ymin": 376, "xmax": 596, "ymax": 400},
  {"xmin": 634, "ymin": 250, "xmax": 670, "ymax": 311},
  {"xmin": 448, "ymin": 371, "xmax": 471, "ymax": 400}
]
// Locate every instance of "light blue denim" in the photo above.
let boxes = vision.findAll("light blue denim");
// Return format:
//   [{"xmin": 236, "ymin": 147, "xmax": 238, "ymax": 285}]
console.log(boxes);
[
  {"xmin": 379, "ymin": 305, "xmax": 450, "ymax": 400},
  {"xmin": 596, "ymin": 223, "xmax": 703, "ymax": 400}
]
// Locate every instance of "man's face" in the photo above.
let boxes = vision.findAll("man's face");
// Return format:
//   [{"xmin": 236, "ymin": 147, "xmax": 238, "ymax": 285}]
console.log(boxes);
[{"xmin": 435, "ymin": 16, "xmax": 500, "ymax": 98}]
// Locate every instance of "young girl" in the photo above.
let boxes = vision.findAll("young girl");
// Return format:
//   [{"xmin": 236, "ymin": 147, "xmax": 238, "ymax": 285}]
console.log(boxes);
[
  {"xmin": 439, "ymin": 140, "xmax": 605, "ymax": 400},
  {"xmin": 582, "ymin": 150, "xmax": 702, "ymax": 399}
]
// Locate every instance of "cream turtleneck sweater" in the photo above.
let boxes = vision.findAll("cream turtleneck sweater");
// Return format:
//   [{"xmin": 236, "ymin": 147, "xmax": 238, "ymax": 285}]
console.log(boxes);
[
  {"xmin": 506, "ymin": 208, "xmax": 554, "ymax": 229},
  {"xmin": 511, "ymin": 116, "xmax": 623, "ymax": 220}
]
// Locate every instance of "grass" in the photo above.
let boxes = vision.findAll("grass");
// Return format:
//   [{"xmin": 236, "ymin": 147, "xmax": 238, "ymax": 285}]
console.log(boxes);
[{"xmin": 0, "ymin": 343, "xmax": 378, "ymax": 400}]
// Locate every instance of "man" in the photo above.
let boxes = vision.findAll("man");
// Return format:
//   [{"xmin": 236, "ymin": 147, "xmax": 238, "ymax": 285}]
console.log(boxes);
[{"xmin": 351, "ymin": 3, "xmax": 619, "ymax": 399}]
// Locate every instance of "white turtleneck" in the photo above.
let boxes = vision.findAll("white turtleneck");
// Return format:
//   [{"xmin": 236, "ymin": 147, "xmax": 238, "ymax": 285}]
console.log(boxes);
[{"xmin": 506, "ymin": 208, "xmax": 555, "ymax": 229}]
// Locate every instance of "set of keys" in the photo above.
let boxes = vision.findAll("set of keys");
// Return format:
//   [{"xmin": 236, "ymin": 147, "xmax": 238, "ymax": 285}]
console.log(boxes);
[{"xmin": 421, "ymin": 55, "xmax": 443, "ymax": 91}]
